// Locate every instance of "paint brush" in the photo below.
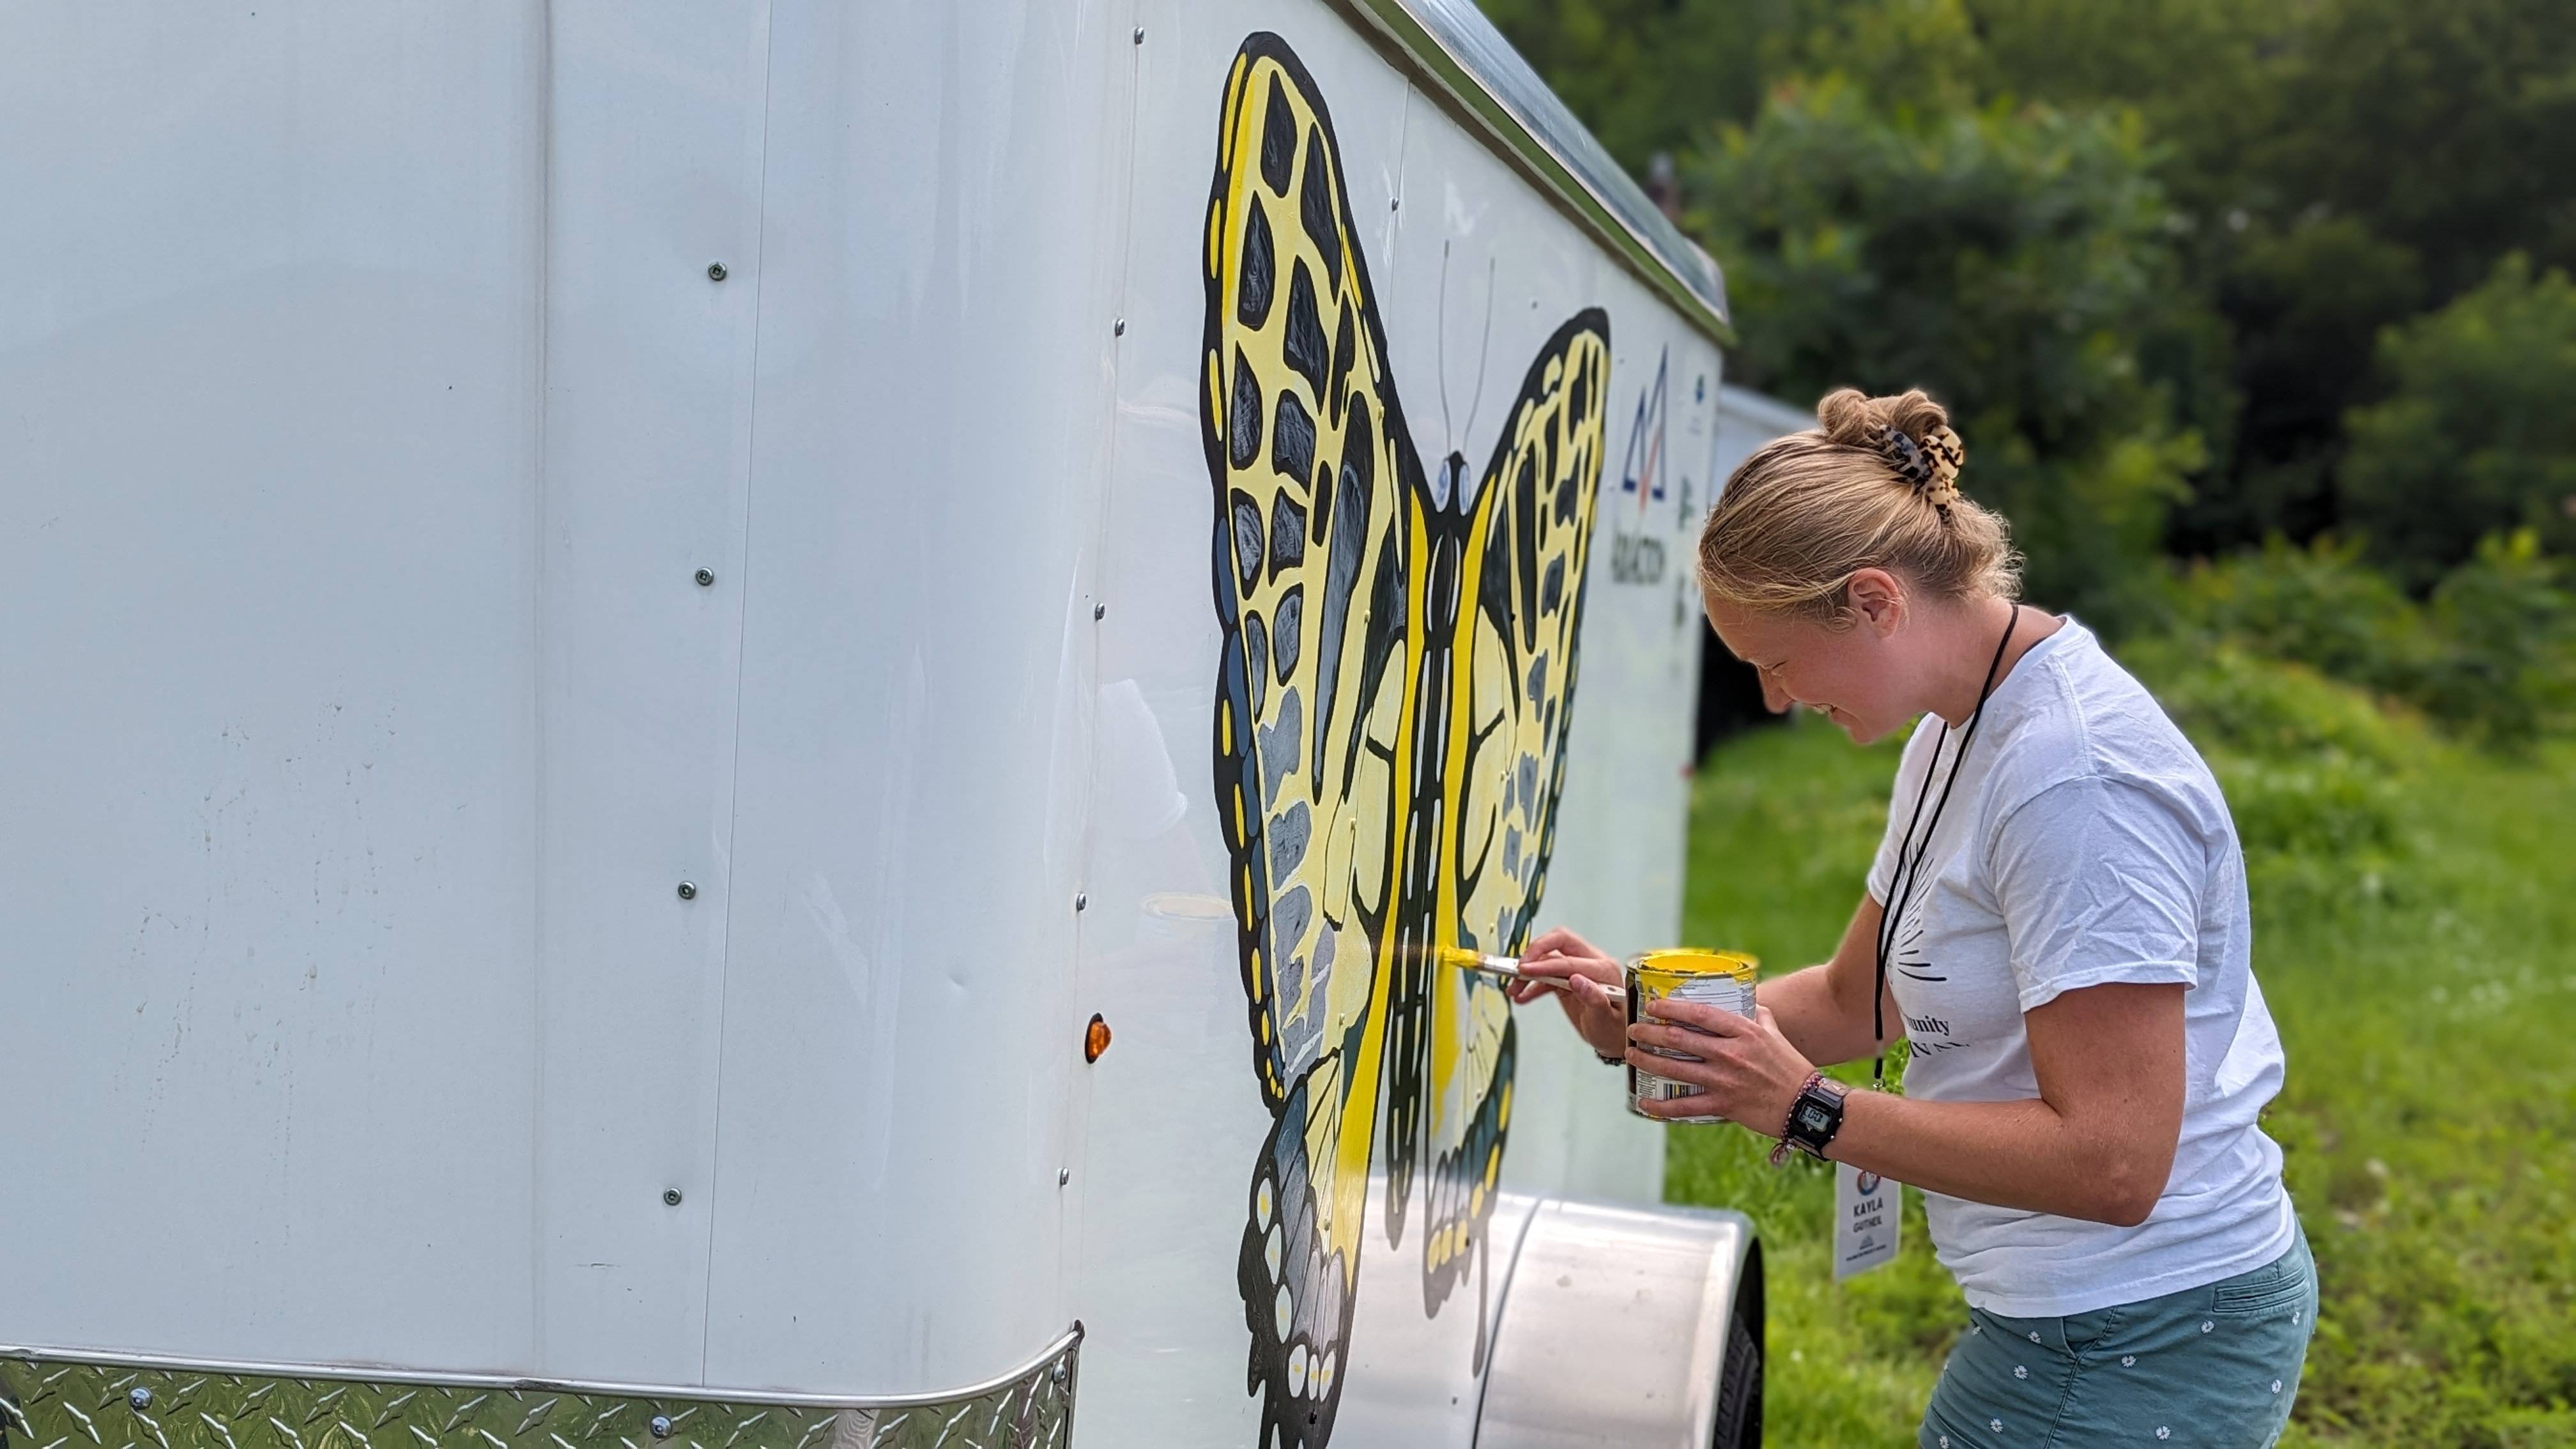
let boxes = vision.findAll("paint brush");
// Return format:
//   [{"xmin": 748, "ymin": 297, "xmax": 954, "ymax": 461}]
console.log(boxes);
[{"xmin": 1426, "ymin": 945, "xmax": 1614, "ymax": 1002}]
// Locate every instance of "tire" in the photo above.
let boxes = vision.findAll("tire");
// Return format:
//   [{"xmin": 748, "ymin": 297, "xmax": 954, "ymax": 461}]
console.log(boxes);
[{"xmin": 1710, "ymin": 1305, "xmax": 1763, "ymax": 1448}]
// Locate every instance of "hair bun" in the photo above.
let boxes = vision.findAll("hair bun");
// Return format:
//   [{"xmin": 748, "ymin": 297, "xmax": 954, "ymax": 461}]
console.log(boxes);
[
  {"xmin": 1814, "ymin": 387, "xmax": 1966, "ymax": 518},
  {"xmin": 1699, "ymin": 387, "xmax": 2021, "ymax": 620}
]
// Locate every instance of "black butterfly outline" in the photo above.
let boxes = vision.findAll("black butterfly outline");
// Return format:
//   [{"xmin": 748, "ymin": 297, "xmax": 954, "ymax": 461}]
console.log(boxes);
[{"xmin": 1197, "ymin": 31, "xmax": 1615, "ymax": 1449}]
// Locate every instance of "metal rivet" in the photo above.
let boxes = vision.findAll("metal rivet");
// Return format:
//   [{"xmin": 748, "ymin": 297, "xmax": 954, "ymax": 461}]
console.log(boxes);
[
  {"xmin": 663, "ymin": 1188, "xmax": 683, "ymax": 1207},
  {"xmin": 1113, "ymin": 318, "xmax": 1126, "ymax": 337},
  {"xmin": 677, "ymin": 881, "xmax": 698, "ymax": 901},
  {"xmin": 694, "ymin": 568, "xmax": 716, "ymax": 587},
  {"xmin": 1132, "ymin": 26, "xmax": 1145, "ymax": 43},
  {"xmin": 1057, "ymin": 1167, "xmax": 1070, "ymax": 1186},
  {"xmin": 1050, "ymin": 1360, "xmax": 1070, "ymax": 1387},
  {"xmin": 1074, "ymin": 893, "xmax": 1087, "ymax": 911},
  {"xmin": 648, "ymin": 1416, "xmax": 674, "ymax": 1440},
  {"xmin": 1093, "ymin": 602, "xmax": 1106, "ymax": 620},
  {"xmin": 707, "ymin": 262, "xmax": 728, "ymax": 282},
  {"xmin": 129, "ymin": 1388, "xmax": 154, "ymax": 1413}
]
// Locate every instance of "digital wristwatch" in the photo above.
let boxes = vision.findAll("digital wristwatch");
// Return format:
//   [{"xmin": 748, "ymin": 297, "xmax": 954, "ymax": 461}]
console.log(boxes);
[{"xmin": 1779, "ymin": 1071, "xmax": 1850, "ymax": 1161}]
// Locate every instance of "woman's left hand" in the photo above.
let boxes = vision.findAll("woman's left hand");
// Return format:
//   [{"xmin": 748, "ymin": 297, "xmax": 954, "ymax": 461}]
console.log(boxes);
[{"xmin": 1628, "ymin": 1000, "xmax": 1816, "ymax": 1134}]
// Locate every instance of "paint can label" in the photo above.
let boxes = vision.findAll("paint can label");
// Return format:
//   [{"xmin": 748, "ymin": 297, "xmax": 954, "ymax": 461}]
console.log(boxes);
[{"xmin": 1625, "ymin": 949, "xmax": 1758, "ymax": 1122}]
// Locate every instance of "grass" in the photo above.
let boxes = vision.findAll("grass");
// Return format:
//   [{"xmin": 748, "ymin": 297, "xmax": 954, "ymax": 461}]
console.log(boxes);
[{"xmin": 1664, "ymin": 673, "xmax": 2576, "ymax": 1446}]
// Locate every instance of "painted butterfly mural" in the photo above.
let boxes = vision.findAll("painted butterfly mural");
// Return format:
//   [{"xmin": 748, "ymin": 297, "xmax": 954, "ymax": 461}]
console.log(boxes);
[{"xmin": 1197, "ymin": 33, "xmax": 1613, "ymax": 1449}]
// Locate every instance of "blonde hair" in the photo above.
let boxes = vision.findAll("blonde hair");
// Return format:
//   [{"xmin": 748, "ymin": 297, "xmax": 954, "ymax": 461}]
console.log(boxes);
[{"xmin": 1696, "ymin": 387, "xmax": 2021, "ymax": 625}]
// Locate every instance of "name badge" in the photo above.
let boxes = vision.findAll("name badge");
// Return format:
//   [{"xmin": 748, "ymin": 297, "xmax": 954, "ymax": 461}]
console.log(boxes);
[{"xmin": 1834, "ymin": 1162, "xmax": 1901, "ymax": 1280}]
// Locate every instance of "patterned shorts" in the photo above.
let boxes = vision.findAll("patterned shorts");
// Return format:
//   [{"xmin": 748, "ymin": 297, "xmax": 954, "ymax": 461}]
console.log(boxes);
[{"xmin": 1918, "ymin": 1224, "xmax": 2317, "ymax": 1448}]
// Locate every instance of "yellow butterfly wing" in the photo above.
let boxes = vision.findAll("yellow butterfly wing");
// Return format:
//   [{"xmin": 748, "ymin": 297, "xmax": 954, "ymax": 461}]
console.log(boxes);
[
  {"xmin": 1205, "ymin": 28, "xmax": 1615, "ymax": 1439},
  {"xmin": 1418, "ymin": 317, "xmax": 1612, "ymax": 1320},
  {"xmin": 1202, "ymin": 32, "xmax": 1425, "ymax": 1448}
]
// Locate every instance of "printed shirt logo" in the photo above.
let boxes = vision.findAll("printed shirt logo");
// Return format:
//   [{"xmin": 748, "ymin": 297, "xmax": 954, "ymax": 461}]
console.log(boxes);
[
  {"xmin": 1894, "ymin": 900, "xmax": 1945, "ymax": 983},
  {"xmin": 1894, "ymin": 898, "xmax": 1971, "ymax": 1059}
]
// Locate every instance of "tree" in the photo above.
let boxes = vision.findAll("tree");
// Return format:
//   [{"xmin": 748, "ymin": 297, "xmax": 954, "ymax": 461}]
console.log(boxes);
[
  {"xmin": 2251, "ymin": 0, "xmax": 2576, "ymax": 304},
  {"xmin": 2176, "ymin": 215, "xmax": 2423, "ymax": 550},
  {"xmin": 2340, "ymin": 255, "xmax": 2576, "ymax": 588},
  {"xmin": 1480, "ymin": 0, "xmax": 2576, "ymax": 562},
  {"xmin": 1685, "ymin": 78, "xmax": 2204, "ymax": 624},
  {"xmin": 1475, "ymin": 0, "xmax": 1808, "ymax": 171},
  {"xmin": 1965, "ymin": 0, "xmax": 2576, "ymax": 553}
]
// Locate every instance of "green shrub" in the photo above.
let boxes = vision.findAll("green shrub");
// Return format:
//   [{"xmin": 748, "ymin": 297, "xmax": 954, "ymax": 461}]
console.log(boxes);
[
  {"xmin": 2119, "ymin": 638, "xmax": 2410, "ymax": 910},
  {"xmin": 2161, "ymin": 533, "xmax": 2576, "ymax": 749},
  {"xmin": 2162, "ymin": 537, "xmax": 2431, "ymax": 693},
  {"xmin": 2120, "ymin": 636, "xmax": 2407, "ymax": 765},
  {"xmin": 2209, "ymin": 753, "xmax": 2397, "ymax": 859},
  {"xmin": 2416, "ymin": 531, "xmax": 2576, "ymax": 748}
]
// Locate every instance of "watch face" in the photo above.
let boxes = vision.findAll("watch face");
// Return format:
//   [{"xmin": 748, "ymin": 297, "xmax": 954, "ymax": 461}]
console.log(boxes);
[{"xmin": 1797, "ymin": 1104, "xmax": 1834, "ymax": 1133}]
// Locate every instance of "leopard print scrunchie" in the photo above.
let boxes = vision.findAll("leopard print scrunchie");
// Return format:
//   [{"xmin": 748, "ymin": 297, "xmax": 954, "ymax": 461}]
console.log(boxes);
[{"xmin": 1873, "ymin": 423, "xmax": 1966, "ymax": 521}]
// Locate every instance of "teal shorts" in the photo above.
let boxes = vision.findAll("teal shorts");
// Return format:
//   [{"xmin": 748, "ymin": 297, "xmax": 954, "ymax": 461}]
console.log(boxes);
[{"xmin": 1918, "ymin": 1223, "xmax": 2317, "ymax": 1448}]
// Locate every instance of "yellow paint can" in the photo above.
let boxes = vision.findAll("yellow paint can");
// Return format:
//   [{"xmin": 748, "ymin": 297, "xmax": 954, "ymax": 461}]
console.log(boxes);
[{"xmin": 1625, "ymin": 948, "xmax": 1759, "ymax": 1122}]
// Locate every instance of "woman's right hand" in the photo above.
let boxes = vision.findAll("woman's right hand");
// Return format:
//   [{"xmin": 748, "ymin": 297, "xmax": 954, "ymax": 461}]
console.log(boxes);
[{"xmin": 1511, "ymin": 926, "xmax": 1627, "ymax": 1061}]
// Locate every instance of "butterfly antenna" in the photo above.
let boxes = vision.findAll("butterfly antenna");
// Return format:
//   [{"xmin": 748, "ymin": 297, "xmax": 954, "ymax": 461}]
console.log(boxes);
[
  {"xmin": 1461, "ymin": 256, "xmax": 1497, "ymax": 445},
  {"xmin": 1436, "ymin": 240, "xmax": 1455, "ymax": 454}
]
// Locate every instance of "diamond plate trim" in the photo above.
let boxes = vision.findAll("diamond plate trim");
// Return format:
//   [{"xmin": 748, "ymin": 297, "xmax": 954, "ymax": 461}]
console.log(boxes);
[{"xmin": 0, "ymin": 1330, "xmax": 1077, "ymax": 1449}]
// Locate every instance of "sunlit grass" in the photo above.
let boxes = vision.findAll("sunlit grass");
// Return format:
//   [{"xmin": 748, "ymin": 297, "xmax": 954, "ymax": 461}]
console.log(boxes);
[{"xmin": 1668, "ymin": 700, "xmax": 2576, "ymax": 1446}]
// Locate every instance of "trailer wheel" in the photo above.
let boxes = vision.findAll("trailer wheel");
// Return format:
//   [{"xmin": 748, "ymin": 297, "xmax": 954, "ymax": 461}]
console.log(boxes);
[{"xmin": 1710, "ymin": 1303, "xmax": 1762, "ymax": 1447}]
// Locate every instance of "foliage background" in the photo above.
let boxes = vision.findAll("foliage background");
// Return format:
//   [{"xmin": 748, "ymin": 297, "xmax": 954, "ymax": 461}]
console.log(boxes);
[
  {"xmin": 1471, "ymin": 0, "xmax": 2576, "ymax": 1439},
  {"xmin": 1482, "ymin": 0, "xmax": 2576, "ymax": 616}
]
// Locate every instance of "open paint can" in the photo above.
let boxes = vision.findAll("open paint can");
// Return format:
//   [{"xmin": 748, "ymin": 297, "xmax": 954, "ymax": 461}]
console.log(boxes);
[{"xmin": 1625, "ymin": 948, "xmax": 1759, "ymax": 1122}]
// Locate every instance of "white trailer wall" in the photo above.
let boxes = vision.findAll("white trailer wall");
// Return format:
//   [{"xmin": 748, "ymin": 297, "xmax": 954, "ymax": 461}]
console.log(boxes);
[
  {"xmin": 2, "ymin": 3, "xmax": 1731, "ymax": 1443},
  {"xmin": 1, "ymin": 4, "xmax": 553, "ymax": 1373}
]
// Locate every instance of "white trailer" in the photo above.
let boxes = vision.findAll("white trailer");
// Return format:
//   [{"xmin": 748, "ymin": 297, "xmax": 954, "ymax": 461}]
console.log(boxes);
[{"xmin": 1, "ymin": 3, "xmax": 1771, "ymax": 1446}]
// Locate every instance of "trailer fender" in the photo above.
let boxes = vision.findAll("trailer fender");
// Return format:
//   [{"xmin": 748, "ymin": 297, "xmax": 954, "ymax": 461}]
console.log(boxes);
[{"xmin": 1476, "ymin": 1199, "xmax": 1763, "ymax": 1448}]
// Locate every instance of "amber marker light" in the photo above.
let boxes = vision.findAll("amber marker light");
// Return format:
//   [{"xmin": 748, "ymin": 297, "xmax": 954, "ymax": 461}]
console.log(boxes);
[{"xmin": 1084, "ymin": 1013, "xmax": 1112, "ymax": 1063}]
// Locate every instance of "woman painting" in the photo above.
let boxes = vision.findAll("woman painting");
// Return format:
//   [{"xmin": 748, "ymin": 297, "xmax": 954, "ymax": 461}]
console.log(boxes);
[{"xmin": 1514, "ymin": 388, "xmax": 2315, "ymax": 1448}]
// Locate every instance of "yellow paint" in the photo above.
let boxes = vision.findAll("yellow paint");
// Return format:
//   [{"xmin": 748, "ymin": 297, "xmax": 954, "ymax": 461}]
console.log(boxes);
[
  {"xmin": 1425, "ymin": 484, "xmax": 1499, "ymax": 1103},
  {"xmin": 1631, "ymin": 948, "xmax": 1760, "ymax": 1002}
]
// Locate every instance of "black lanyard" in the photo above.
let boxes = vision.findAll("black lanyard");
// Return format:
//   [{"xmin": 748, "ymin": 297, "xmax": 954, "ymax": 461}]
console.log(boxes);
[{"xmin": 1871, "ymin": 604, "xmax": 2022, "ymax": 1087}]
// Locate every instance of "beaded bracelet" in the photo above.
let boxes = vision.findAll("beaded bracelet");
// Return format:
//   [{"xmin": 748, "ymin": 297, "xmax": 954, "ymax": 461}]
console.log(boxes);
[{"xmin": 1767, "ymin": 1070, "xmax": 1830, "ymax": 1168}]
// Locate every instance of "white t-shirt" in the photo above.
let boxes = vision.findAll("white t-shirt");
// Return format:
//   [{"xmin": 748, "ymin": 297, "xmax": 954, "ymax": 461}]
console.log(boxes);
[{"xmin": 1864, "ymin": 617, "xmax": 2295, "ymax": 1317}]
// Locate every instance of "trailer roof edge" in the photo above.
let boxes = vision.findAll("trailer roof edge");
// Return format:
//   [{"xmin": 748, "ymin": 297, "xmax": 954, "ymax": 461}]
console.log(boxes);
[
  {"xmin": 1717, "ymin": 383, "xmax": 1819, "ymax": 438},
  {"xmin": 1329, "ymin": 0, "xmax": 1734, "ymax": 345}
]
